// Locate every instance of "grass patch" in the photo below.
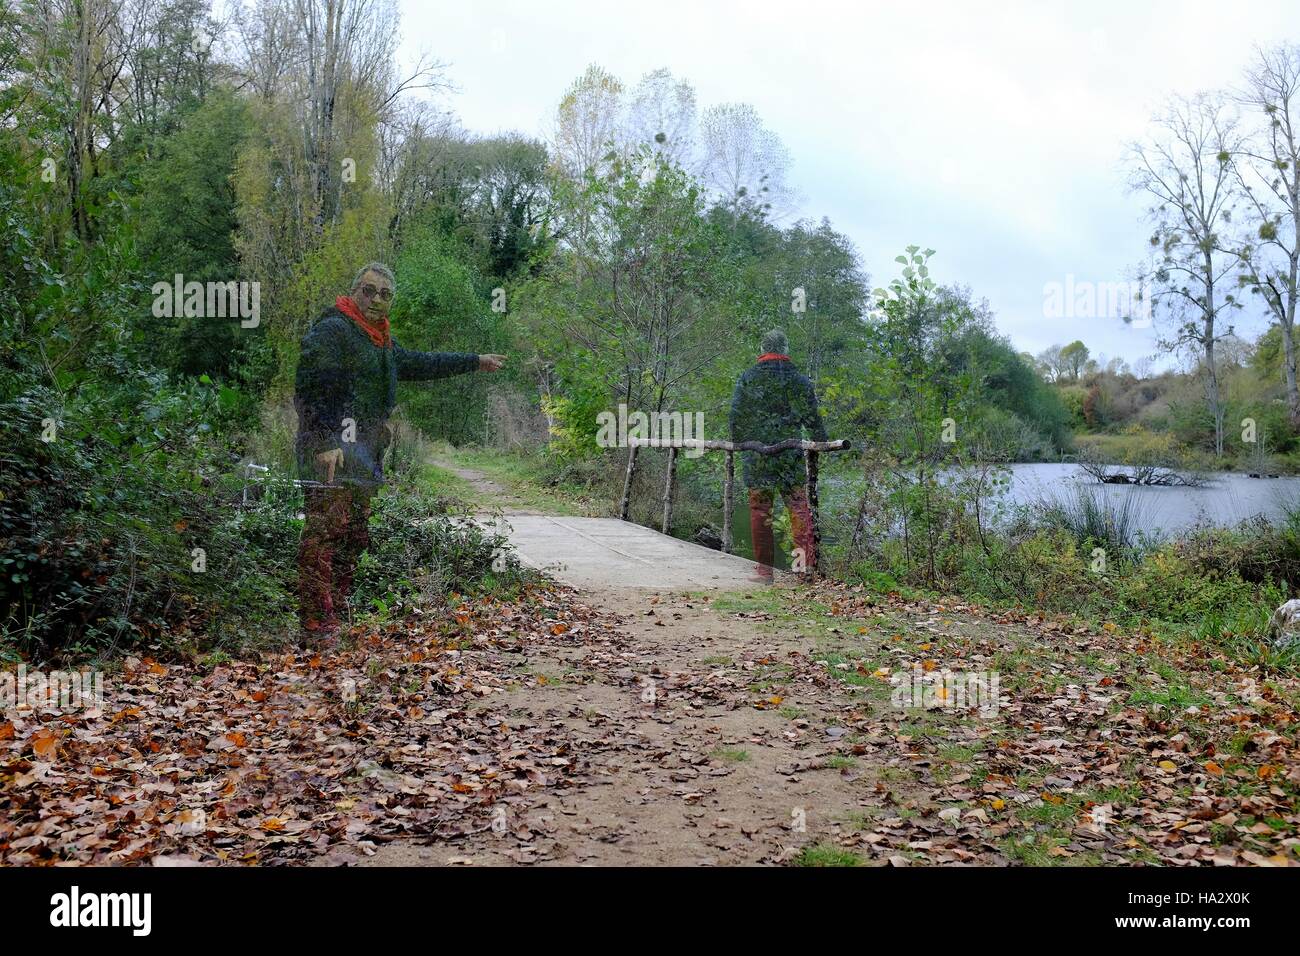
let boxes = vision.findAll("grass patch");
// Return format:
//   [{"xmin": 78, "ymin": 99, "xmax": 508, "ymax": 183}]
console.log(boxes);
[
  {"xmin": 412, "ymin": 460, "xmax": 478, "ymax": 502},
  {"xmin": 936, "ymin": 744, "xmax": 977, "ymax": 763},
  {"xmin": 1003, "ymin": 831, "xmax": 1102, "ymax": 867},
  {"xmin": 793, "ymin": 843, "xmax": 863, "ymax": 867},
  {"xmin": 815, "ymin": 648, "xmax": 885, "ymax": 689},
  {"xmin": 1128, "ymin": 681, "xmax": 1212, "ymax": 710},
  {"xmin": 713, "ymin": 747, "xmax": 751, "ymax": 763}
]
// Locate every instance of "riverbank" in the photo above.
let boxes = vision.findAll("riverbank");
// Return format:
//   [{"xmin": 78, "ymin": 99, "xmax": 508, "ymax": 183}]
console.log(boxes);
[
  {"xmin": 1072, "ymin": 431, "xmax": 1300, "ymax": 476},
  {"xmin": 428, "ymin": 443, "xmax": 1300, "ymax": 676}
]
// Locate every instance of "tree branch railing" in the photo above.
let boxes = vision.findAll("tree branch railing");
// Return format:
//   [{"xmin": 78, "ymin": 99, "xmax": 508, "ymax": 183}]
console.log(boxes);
[
  {"xmin": 619, "ymin": 437, "xmax": 852, "ymax": 564},
  {"xmin": 240, "ymin": 462, "xmax": 340, "ymax": 507}
]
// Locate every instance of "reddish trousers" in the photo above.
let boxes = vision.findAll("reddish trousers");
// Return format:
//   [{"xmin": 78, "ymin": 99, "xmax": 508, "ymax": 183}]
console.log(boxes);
[
  {"xmin": 298, "ymin": 486, "xmax": 373, "ymax": 632},
  {"xmin": 748, "ymin": 486, "xmax": 816, "ymax": 577}
]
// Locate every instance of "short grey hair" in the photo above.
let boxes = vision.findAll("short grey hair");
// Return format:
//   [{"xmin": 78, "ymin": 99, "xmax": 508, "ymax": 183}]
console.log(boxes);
[
  {"xmin": 761, "ymin": 328, "xmax": 788, "ymax": 355},
  {"xmin": 352, "ymin": 261, "xmax": 396, "ymax": 292}
]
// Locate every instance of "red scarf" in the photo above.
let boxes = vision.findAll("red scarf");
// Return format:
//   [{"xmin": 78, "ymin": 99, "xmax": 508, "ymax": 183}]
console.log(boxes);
[
  {"xmin": 336, "ymin": 295, "xmax": 391, "ymax": 348},
  {"xmin": 758, "ymin": 353, "xmax": 790, "ymax": 362}
]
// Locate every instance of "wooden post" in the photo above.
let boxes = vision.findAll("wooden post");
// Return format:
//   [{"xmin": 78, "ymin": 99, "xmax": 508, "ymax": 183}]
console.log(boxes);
[
  {"xmin": 661, "ymin": 446, "xmax": 678, "ymax": 534},
  {"xmin": 722, "ymin": 450, "xmax": 735, "ymax": 554},
  {"xmin": 617, "ymin": 438, "xmax": 849, "ymax": 537},
  {"xmin": 620, "ymin": 443, "xmax": 639, "ymax": 521},
  {"xmin": 805, "ymin": 449, "xmax": 821, "ymax": 577}
]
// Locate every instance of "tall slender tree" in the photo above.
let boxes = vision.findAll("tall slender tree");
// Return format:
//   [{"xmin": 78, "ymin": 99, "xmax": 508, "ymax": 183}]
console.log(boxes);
[
  {"xmin": 625, "ymin": 67, "xmax": 696, "ymax": 166},
  {"xmin": 550, "ymin": 63, "xmax": 624, "ymax": 180},
  {"xmin": 1234, "ymin": 43, "xmax": 1300, "ymax": 427},
  {"xmin": 1129, "ymin": 93, "xmax": 1244, "ymax": 456}
]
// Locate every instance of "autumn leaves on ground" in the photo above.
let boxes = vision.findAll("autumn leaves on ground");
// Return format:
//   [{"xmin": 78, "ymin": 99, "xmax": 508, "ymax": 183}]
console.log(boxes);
[{"xmin": 4, "ymin": 462, "xmax": 1300, "ymax": 866}]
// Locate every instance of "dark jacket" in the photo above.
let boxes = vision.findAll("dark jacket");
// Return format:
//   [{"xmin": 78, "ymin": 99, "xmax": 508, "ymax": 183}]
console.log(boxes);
[
  {"xmin": 728, "ymin": 356, "xmax": 827, "ymax": 490},
  {"xmin": 294, "ymin": 306, "xmax": 479, "ymax": 485}
]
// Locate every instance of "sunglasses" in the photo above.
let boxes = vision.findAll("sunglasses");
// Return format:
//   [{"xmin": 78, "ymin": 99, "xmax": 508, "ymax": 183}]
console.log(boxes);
[{"xmin": 360, "ymin": 283, "xmax": 393, "ymax": 302}]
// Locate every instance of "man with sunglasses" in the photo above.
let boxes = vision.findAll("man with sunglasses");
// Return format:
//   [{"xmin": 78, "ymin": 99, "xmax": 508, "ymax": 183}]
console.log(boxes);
[{"xmin": 293, "ymin": 262, "xmax": 506, "ymax": 644}]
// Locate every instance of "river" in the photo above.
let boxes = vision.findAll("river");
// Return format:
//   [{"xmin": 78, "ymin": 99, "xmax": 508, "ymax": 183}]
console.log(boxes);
[
  {"xmin": 992, "ymin": 462, "xmax": 1300, "ymax": 538},
  {"xmin": 723, "ymin": 462, "xmax": 1300, "ymax": 565}
]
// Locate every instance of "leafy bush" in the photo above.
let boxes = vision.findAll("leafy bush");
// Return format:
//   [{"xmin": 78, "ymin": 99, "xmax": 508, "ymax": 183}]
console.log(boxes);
[
  {"xmin": 984, "ymin": 527, "xmax": 1103, "ymax": 611},
  {"xmin": 0, "ymin": 360, "xmax": 294, "ymax": 660},
  {"xmin": 1119, "ymin": 548, "xmax": 1274, "ymax": 624},
  {"xmin": 390, "ymin": 225, "xmax": 509, "ymax": 445},
  {"xmin": 353, "ymin": 490, "xmax": 530, "ymax": 615},
  {"xmin": 967, "ymin": 406, "xmax": 1054, "ymax": 461}
]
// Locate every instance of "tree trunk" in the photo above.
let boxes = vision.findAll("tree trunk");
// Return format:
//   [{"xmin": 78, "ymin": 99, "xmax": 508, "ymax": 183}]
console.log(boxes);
[
  {"xmin": 619, "ymin": 444, "xmax": 638, "ymax": 521},
  {"xmin": 1205, "ymin": 254, "xmax": 1224, "ymax": 457},
  {"xmin": 805, "ymin": 449, "xmax": 821, "ymax": 576},
  {"xmin": 1287, "ymin": 239, "xmax": 1300, "ymax": 430}
]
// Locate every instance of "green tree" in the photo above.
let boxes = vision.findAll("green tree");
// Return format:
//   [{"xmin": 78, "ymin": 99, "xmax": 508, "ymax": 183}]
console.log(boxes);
[
  {"xmin": 390, "ymin": 226, "xmax": 508, "ymax": 445},
  {"xmin": 522, "ymin": 146, "xmax": 744, "ymax": 424},
  {"xmin": 135, "ymin": 88, "xmax": 251, "ymax": 379},
  {"xmin": 1060, "ymin": 340, "xmax": 1090, "ymax": 381}
]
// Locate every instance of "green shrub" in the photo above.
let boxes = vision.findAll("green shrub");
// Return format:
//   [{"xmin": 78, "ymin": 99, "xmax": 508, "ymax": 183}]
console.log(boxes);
[
  {"xmin": 0, "ymin": 358, "xmax": 310, "ymax": 660},
  {"xmin": 353, "ymin": 490, "xmax": 530, "ymax": 615},
  {"xmin": 1035, "ymin": 485, "xmax": 1151, "ymax": 555},
  {"xmin": 988, "ymin": 527, "xmax": 1103, "ymax": 612},
  {"xmin": 1119, "ymin": 548, "xmax": 1272, "ymax": 624}
]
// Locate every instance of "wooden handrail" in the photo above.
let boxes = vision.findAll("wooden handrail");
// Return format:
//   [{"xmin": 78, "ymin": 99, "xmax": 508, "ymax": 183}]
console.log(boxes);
[
  {"xmin": 618, "ymin": 436, "xmax": 852, "ymax": 574},
  {"xmin": 627, "ymin": 437, "xmax": 850, "ymax": 453}
]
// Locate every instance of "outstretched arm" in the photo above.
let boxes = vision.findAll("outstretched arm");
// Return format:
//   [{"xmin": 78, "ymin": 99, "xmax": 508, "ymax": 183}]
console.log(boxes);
[
  {"xmin": 393, "ymin": 342, "xmax": 506, "ymax": 380},
  {"xmin": 393, "ymin": 342, "xmax": 480, "ymax": 381}
]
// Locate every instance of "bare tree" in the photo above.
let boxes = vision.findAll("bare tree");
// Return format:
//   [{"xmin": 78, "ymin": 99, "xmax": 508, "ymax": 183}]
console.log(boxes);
[
  {"xmin": 22, "ymin": 0, "xmax": 150, "ymax": 239},
  {"xmin": 698, "ymin": 102, "xmax": 794, "ymax": 219},
  {"xmin": 1129, "ymin": 93, "xmax": 1245, "ymax": 457},
  {"xmin": 230, "ymin": 0, "xmax": 298, "ymax": 101},
  {"xmin": 624, "ymin": 67, "xmax": 696, "ymax": 166},
  {"xmin": 294, "ymin": 0, "xmax": 396, "ymax": 230},
  {"xmin": 1234, "ymin": 43, "xmax": 1300, "ymax": 427},
  {"xmin": 375, "ymin": 99, "xmax": 463, "ymax": 239},
  {"xmin": 1035, "ymin": 343, "xmax": 1066, "ymax": 382},
  {"xmin": 231, "ymin": 0, "xmax": 442, "ymax": 234}
]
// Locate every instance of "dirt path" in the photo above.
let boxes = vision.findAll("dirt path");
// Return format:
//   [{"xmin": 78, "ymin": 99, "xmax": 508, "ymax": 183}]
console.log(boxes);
[
  {"xmin": 329, "ymin": 459, "xmax": 986, "ymax": 867},
  {"xmin": 10, "ymin": 463, "xmax": 1293, "ymax": 867},
  {"xmin": 426, "ymin": 454, "xmax": 538, "ymax": 514},
  {"xmin": 320, "ymin": 458, "xmax": 1300, "ymax": 868},
  {"xmin": 346, "ymin": 584, "xmax": 918, "ymax": 866}
]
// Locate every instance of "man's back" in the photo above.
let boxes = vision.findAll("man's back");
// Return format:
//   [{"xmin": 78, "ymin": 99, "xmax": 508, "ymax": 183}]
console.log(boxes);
[
  {"xmin": 730, "ymin": 357, "xmax": 825, "ymax": 445},
  {"xmin": 729, "ymin": 353, "xmax": 827, "ymax": 491}
]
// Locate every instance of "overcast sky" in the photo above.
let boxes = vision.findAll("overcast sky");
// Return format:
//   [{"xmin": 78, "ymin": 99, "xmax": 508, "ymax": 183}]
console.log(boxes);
[{"xmin": 396, "ymin": 0, "xmax": 1296, "ymax": 369}]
